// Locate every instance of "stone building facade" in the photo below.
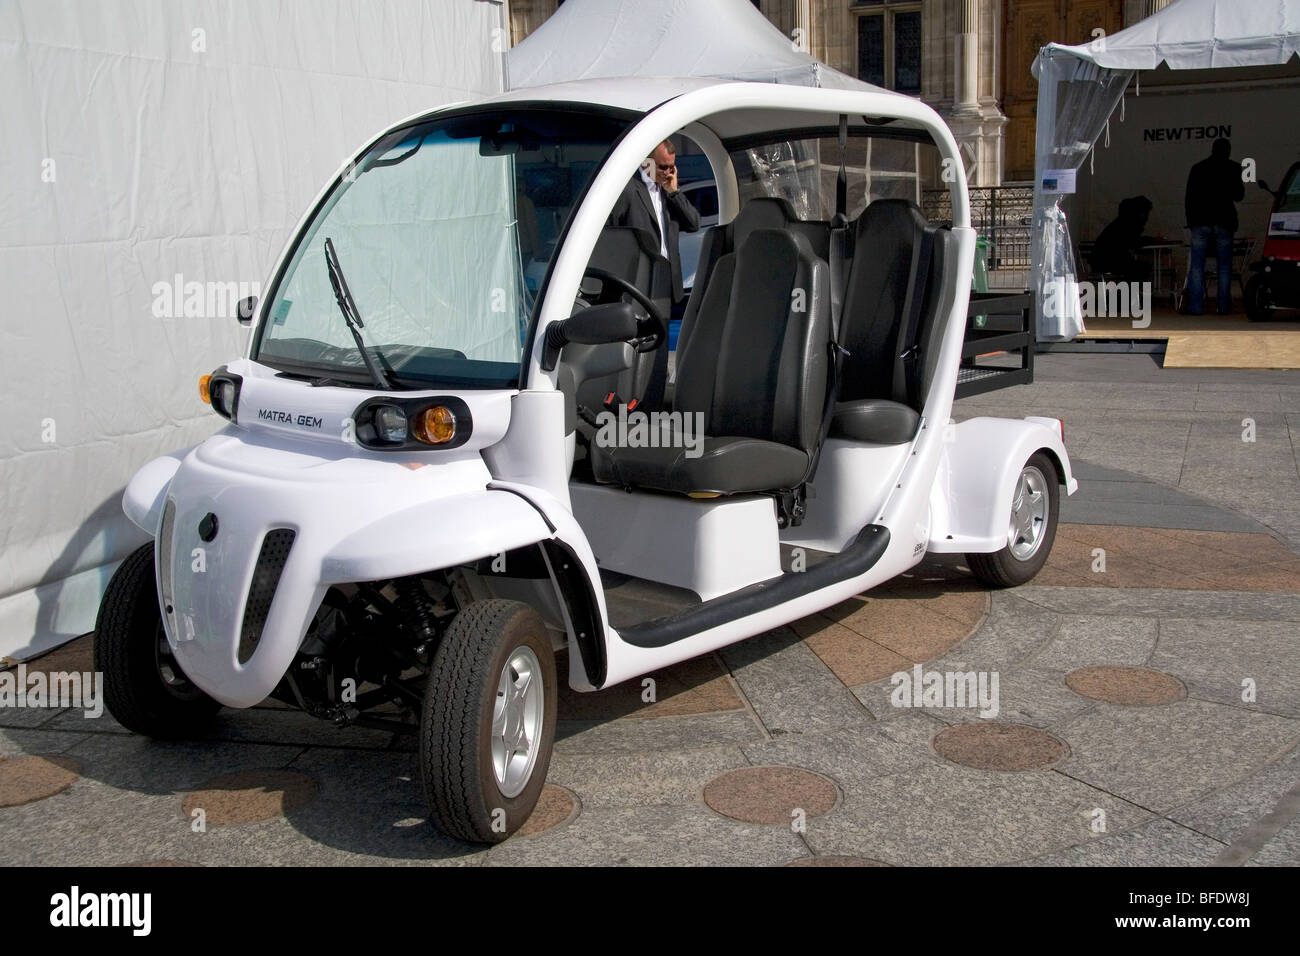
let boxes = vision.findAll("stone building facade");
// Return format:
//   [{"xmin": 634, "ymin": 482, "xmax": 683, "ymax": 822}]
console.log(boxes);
[{"xmin": 506, "ymin": 0, "xmax": 1175, "ymax": 186}]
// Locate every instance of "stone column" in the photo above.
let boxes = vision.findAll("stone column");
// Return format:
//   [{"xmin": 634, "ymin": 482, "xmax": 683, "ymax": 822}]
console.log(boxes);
[
  {"xmin": 955, "ymin": 0, "xmax": 979, "ymax": 113},
  {"xmin": 795, "ymin": 0, "xmax": 811, "ymax": 53}
]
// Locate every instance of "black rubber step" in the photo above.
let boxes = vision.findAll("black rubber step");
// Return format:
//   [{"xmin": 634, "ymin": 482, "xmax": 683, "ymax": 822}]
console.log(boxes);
[{"xmin": 616, "ymin": 524, "xmax": 890, "ymax": 649}]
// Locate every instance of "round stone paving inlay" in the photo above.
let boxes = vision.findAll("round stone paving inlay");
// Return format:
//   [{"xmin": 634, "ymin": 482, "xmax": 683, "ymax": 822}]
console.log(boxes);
[
  {"xmin": 518, "ymin": 783, "xmax": 580, "ymax": 837},
  {"xmin": 1065, "ymin": 666, "xmax": 1187, "ymax": 706},
  {"xmin": 932, "ymin": 722, "xmax": 1068, "ymax": 771},
  {"xmin": 182, "ymin": 768, "xmax": 317, "ymax": 825},
  {"xmin": 703, "ymin": 766, "xmax": 839, "ymax": 824},
  {"xmin": 0, "ymin": 755, "xmax": 81, "ymax": 807}
]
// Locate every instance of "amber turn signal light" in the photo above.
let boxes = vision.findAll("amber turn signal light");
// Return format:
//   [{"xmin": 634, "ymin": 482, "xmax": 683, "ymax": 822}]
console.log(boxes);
[
  {"xmin": 412, "ymin": 405, "xmax": 456, "ymax": 445},
  {"xmin": 198, "ymin": 374, "xmax": 212, "ymax": 404}
]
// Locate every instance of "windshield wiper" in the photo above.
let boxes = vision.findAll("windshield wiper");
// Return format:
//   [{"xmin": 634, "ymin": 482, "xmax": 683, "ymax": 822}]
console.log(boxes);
[{"xmin": 323, "ymin": 237, "xmax": 393, "ymax": 390}]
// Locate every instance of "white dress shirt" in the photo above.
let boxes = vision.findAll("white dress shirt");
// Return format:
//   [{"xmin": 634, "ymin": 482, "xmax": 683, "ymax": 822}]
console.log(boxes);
[{"xmin": 639, "ymin": 166, "xmax": 670, "ymax": 258}]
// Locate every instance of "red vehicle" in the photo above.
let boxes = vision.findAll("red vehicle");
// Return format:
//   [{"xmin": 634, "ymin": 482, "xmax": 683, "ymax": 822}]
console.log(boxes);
[{"xmin": 1246, "ymin": 161, "xmax": 1300, "ymax": 321}]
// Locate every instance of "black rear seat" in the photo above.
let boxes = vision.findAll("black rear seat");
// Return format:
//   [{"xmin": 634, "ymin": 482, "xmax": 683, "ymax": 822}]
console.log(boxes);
[{"xmin": 830, "ymin": 198, "xmax": 949, "ymax": 445}]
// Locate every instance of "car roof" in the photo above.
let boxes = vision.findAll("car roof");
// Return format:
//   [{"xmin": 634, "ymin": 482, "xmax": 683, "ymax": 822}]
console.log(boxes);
[
  {"xmin": 476, "ymin": 76, "xmax": 737, "ymax": 114},
  {"xmin": 405, "ymin": 76, "xmax": 939, "ymax": 150}
]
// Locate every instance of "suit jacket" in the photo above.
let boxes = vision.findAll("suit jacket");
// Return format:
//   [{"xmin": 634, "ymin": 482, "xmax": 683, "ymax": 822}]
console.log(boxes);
[{"xmin": 607, "ymin": 174, "xmax": 700, "ymax": 301}]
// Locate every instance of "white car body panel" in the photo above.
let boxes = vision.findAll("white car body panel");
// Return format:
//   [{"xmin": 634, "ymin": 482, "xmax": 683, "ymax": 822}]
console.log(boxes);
[{"xmin": 927, "ymin": 416, "xmax": 1077, "ymax": 554}]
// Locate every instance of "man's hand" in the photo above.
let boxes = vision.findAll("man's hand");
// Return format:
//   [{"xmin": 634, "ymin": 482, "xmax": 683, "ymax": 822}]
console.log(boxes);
[{"xmin": 655, "ymin": 162, "xmax": 678, "ymax": 194}]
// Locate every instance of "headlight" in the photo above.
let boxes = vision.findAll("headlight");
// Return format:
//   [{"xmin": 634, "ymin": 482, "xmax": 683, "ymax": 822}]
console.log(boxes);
[
  {"xmin": 412, "ymin": 405, "xmax": 456, "ymax": 445},
  {"xmin": 199, "ymin": 367, "xmax": 242, "ymax": 421},
  {"xmin": 372, "ymin": 404, "xmax": 409, "ymax": 444},
  {"xmin": 353, "ymin": 396, "xmax": 472, "ymax": 450},
  {"xmin": 211, "ymin": 380, "xmax": 237, "ymax": 419}
]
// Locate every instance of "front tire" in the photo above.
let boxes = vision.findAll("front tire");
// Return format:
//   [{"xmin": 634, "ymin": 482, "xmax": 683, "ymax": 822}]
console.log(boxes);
[
  {"xmin": 966, "ymin": 452, "xmax": 1060, "ymax": 588},
  {"xmin": 94, "ymin": 543, "xmax": 221, "ymax": 738},
  {"xmin": 420, "ymin": 599, "xmax": 557, "ymax": 844}
]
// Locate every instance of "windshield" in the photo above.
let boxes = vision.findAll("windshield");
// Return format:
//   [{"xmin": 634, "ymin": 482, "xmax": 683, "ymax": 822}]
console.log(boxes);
[
  {"xmin": 255, "ymin": 108, "xmax": 632, "ymax": 388},
  {"xmin": 1279, "ymin": 165, "xmax": 1300, "ymax": 214}
]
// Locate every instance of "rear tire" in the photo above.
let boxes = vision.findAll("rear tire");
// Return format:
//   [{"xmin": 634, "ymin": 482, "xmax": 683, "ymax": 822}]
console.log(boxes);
[
  {"xmin": 1245, "ymin": 274, "xmax": 1273, "ymax": 322},
  {"xmin": 966, "ymin": 451, "xmax": 1060, "ymax": 588},
  {"xmin": 420, "ymin": 599, "xmax": 556, "ymax": 844},
  {"xmin": 94, "ymin": 543, "xmax": 221, "ymax": 739}
]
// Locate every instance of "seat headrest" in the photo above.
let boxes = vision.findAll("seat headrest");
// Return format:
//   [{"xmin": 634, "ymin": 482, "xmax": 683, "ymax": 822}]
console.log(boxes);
[
  {"xmin": 732, "ymin": 227, "xmax": 818, "ymax": 283},
  {"xmin": 731, "ymin": 197, "xmax": 800, "ymax": 250},
  {"xmin": 852, "ymin": 198, "xmax": 928, "ymax": 244}
]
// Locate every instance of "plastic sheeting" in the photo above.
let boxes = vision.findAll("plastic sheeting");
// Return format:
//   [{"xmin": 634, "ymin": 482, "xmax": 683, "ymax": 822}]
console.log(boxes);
[
  {"xmin": 1028, "ymin": 0, "xmax": 1300, "ymax": 340},
  {"xmin": 507, "ymin": 0, "xmax": 879, "ymax": 93},
  {"xmin": 1030, "ymin": 55, "xmax": 1134, "ymax": 340},
  {"xmin": 0, "ymin": 0, "xmax": 506, "ymax": 661},
  {"xmin": 505, "ymin": 0, "xmax": 888, "ymax": 283}
]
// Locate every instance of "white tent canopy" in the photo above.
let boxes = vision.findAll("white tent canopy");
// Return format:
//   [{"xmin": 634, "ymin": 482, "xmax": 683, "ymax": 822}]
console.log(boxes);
[
  {"xmin": 1029, "ymin": 0, "xmax": 1300, "ymax": 340},
  {"xmin": 507, "ymin": 0, "xmax": 876, "ymax": 92},
  {"xmin": 1041, "ymin": 0, "xmax": 1300, "ymax": 71}
]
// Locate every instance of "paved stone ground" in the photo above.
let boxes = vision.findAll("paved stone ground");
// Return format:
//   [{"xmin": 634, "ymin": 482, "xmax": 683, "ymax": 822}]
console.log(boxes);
[{"xmin": 1, "ymin": 355, "xmax": 1297, "ymax": 866}]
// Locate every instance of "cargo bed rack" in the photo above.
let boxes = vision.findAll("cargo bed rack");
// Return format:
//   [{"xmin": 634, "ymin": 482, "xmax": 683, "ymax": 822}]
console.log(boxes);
[{"xmin": 955, "ymin": 291, "xmax": 1034, "ymax": 399}]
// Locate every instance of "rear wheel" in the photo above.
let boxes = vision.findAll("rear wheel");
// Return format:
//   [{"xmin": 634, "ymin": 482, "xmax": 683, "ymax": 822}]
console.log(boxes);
[
  {"xmin": 94, "ymin": 542, "xmax": 221, "ymax": 738},
  {"xmin": 420, "ymin": 599, "xmax": 556, "ymax": 844},
  {"xmin": 1245, "ymin": 274, "xmax": 1274, "ymax": 322},
  {"xmin": 966, "ymin": 452, "xmax": 1059, "ymax": 588}
]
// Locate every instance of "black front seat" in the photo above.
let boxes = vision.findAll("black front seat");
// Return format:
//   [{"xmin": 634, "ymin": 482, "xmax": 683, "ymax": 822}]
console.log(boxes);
[
  {"xmin": 678, "ymin": 196, "xmax": 830, "ymax": 358},
  {"xmin": 590, "ymin": 228, "xmax": 830, "ymax": 495},
  {"xmin": 578, "ymin": 225, "xmax": 672, "ymax": 412}
]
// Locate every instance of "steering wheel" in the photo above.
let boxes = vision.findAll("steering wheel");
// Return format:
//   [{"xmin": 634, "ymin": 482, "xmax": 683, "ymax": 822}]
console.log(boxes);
[{"xmin": 581, "ymin": 266, "xmax": 669, "ymax": 353}]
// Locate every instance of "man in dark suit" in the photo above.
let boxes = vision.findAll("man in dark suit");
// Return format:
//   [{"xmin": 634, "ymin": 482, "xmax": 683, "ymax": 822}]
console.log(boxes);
[{"xmin": 607, "ymin": 139, "xmax": 700, "ymax": 303}]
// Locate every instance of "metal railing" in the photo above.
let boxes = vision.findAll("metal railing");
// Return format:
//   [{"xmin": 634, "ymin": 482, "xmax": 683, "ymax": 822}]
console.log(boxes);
[{"xmin": 923, "ymin": 182, "xmax": 1034, "ymax": 275}]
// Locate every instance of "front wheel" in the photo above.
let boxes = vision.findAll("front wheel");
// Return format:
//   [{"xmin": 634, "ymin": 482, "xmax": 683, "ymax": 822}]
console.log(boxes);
[
  {"xmin": 94, "ymin": 542, "xmax": 221, "ymax": 738},
  {"xmin": 420, "ymin": 600, "xmax": 557, "ymax": 844},
  {"xmin": 966, "ymin": 452, "xmax": 1060, "ymax": 588}
]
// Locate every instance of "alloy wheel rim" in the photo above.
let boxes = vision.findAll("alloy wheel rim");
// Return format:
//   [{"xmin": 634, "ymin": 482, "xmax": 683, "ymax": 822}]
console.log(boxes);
[
  {"xmin": 492, "ymin": 646, "xmax": 544, "ymax": 799},
  {"xmin": 1007, "ymin": 465, "xmax": 1049, "ymax": 562},
  {"xmin": 154, "ymin": 621, "xmax": 205, "ymax": 701}
]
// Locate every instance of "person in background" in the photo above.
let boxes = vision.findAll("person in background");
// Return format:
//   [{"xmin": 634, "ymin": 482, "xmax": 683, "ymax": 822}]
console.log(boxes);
[
  {"xmin": 1184, "ymin": 137, "xmax": 1245, "ymax": 314},
  {"xmin": 1090, "ymin": 195, "xmax": 1156, "ymax": 282},
  {"xmin": 608, "ymin": 138, "xmax": 700, "ymax": 303}
]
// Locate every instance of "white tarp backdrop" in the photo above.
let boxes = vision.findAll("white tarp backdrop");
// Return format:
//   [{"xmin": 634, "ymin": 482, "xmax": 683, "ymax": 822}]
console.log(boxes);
[
  {"xmin": 1075, "ymin": 83, "xmax": 1299, "ymax": 245},
  {"xmin": 0, "ymin": 0, "xmax": 506, "ymax": 661},
  {"xmin": 1030, "ymin": 0, "xmax": 1300, "ymax": 340}
]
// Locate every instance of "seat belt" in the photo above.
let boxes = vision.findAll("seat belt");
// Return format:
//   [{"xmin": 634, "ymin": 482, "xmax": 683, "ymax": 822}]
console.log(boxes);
[
  {"xmin": 794, "ymin": 114, "xmax": 852, "ymax": 502},
  {"xmin": 892, "ymin": 225, "xmax": 935, "ymax": 406},
  {"xmin": 805, "ymin": 338, "xmax": 847, "ymax": 479},
  {"xmin": 828, "ymin": 115, "xmax": 850, "ymax": 334},
  {"xmin": 835, "ymin": 114, "xmax": 848, "ymax": 221}
]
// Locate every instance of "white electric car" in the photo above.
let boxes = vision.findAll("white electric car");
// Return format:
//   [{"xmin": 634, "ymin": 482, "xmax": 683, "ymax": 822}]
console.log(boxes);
[{"xmin": 95, "ymin": 76, "xmax": 1076, "ymax": 843}]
